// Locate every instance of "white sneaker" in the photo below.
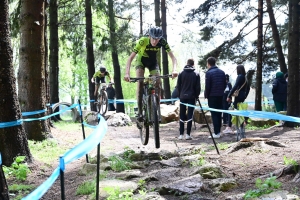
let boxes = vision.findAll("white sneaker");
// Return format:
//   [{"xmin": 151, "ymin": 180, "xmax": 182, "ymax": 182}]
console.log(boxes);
[
  {"xmin": 223, "ymin": 127, "xmax": 233, "ymax": 134},
  {"xmin": 185, "ymin": 135, "xmax": 193, "ymax": 140},
  {"xmin": 208, "ymin": 133, "xmax": 221, "ymax": 138},
  {"xmin": 178, "ymin": 135, "xmax": 183, "ymax": 140}
]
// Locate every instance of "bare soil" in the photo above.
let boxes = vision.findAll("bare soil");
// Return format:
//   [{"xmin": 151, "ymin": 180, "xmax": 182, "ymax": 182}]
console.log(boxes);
[{"xmin": 13, "ymin": 120, "xmax": 300, "ymax": 199}]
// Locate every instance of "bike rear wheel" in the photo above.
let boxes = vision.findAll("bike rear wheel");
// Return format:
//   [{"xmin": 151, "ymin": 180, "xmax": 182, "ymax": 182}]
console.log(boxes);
[
  {"xmin": 139, "ymin": 97, "xmax": 149, "ymax": 145},
  {"xmin": 150, "ymin": 94, "xmax": 160, "ymax": 148},
  {"xmin": 97, "ymin": 91, "xmax": 108, "ymax": 115}
]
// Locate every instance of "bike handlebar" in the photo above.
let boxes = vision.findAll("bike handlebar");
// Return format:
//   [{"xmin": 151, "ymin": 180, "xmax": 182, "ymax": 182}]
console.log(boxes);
[{"xmin": 129, "ymin": 74, "xmax": 172, "ymax": 83}]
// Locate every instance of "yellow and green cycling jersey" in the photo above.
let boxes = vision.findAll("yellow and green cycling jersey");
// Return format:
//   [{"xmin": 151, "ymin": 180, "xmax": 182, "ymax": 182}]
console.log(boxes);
[
  {"xmin": 133, "ymin": 37, "xmax": 171, "ymax": 71},
  {"xmin": 93, "ymin": 71, "xmax": 110, "ymax": 84}
]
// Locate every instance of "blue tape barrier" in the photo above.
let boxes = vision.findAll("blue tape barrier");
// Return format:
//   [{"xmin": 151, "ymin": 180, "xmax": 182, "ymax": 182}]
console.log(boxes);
[
  {"xmin": 22, "ymin": 109, "xmax": 47, "ymax": 117},
  {"xmin": 0, "ymin": 120, "xmax": 23, "ymax": 128},
  {"xmin": 22, "ymin": 114, "xmax": 107, "ymax": 200},
  {"xmin": 0, "ymin": 104, "xmax": 78, "ymax": 129},
  {"xmin": 181, "ymin": 102, "xmax": 300, "ymax": 123}
]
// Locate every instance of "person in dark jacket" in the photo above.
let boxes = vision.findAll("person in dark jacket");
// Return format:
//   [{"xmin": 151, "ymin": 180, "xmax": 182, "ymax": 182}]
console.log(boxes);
[
  {"xmin": 205, "ymin": 57, "xmax": 226, "ymax": 139},
  {"xmin": 171, "ymin": 86, "xmax": 179, "ymax": 105},
  {"xmin": 222, "ymin": 74, "xmax": 233, "ymax": 134},
  {"xmin": 227, "ymin": 65, "xmax": 250, "ymax": 138},
  {"xmin": 106, "ymin": 83, "xmax": 116, "ymax": 111},
  {"xmin": 272, "ymin": 72, "xmax": 287, "ymax": 112},
  {"xmin": 177, "ymin": 59, "xmax": 201, "ymax": 140}
]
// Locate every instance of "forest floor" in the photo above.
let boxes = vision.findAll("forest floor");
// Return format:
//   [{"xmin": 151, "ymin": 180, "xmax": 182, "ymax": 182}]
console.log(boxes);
[{"xmin": 8, "ymin": 119, "xmax": 300, "ymax": 200}]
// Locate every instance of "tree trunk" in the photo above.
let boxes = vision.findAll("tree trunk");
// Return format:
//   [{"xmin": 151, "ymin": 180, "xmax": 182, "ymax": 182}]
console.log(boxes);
[
  {"xmin": 0, "ymin": 0, "xmax": 32, "ymax": 167},
  {"xmin": 0, "ymin": 161, "xmax": 9, "ymax": 200},
  {"xmin": 85, "ymin": 0, "xmax": 96, "ymax": 111},
  {"xmin": 139, "ymin": 0, "xmax": 143, "ymax": 36},
  {"xmin": 49, "ymin": 0, "xmax": 59, "ymax": 105},
  {"xmin": 255, "ymin": 0, "xmax": 263, "ymax": 111},
  {"xmin": 108, "ymin": 0, "xmax": 125, "ymax": 113},
  {"xmin": 161, "ymin": 0, "xmax": 171, "ymax": 99},
  {"xmin": 286, "ymin": 0, "xmax": 300, "ymax": 127},
  {"xmin": 18, "ymin": 0, "xmax": 50, "ymax": 140},
  {"xmin": 266, "ymin": 0, "xmax": 287, "ymax": 74}
]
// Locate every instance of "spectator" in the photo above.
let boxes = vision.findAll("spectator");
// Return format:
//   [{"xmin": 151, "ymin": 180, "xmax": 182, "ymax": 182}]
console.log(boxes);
[
  {"xmin": 204, "ymin": 57, "xmax": 226, "ymax": 139},
  {"xmin": 106, "ymin": 83, "xmax": 116, "ymax": 111},
  {"xmin": 272, "ymin": 72, "xmax": 287, "ymax": 112},
  {"xmin": 222, "ymin": 74, "xmax": 233, "ymax": 134},
  {"xmin": 227, "ymin": 65, "xmax": 250, "ymax": 137},
  {"xmin": 177, "ymin": 59, "xmax": 201, "ymax": 140},
  {"xmin": 171, "ymin": 86, "xmax": 179, "ymax": 105}
]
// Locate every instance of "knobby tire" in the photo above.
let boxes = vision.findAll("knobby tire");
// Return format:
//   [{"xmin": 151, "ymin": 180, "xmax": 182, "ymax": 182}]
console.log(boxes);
[
  {"xmin": 139, "ymin": 95, "xmax": 149, "ymax": 145},
  {"xmin": 98, "ymin": 91, "xmax": 108, "ymax": 116},
  {"xmin": 151, "ymin": 94, "xmax": 160, "ymax": 148}
]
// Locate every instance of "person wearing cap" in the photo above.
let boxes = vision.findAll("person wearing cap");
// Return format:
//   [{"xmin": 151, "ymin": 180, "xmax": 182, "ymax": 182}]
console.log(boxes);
[
  {"xmin": 272, "ymin": 71, "xmax": 287, "ymax": 112},
  {"xmin": 124, "ymin": 26, "xmax": 178, "ymax": 122}
]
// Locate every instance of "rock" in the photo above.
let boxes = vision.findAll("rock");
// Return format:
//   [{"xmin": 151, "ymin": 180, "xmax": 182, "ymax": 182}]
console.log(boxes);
[
  {"xmin": 159, "ymin": 174, "xmax": 203, "ymax": 195},
  {"xmin": 190, "ymin": 163, "xmax": 226, "ymax": 179},
  {"xmin": 160, "ymin": 104, "xmax": 179, "ymax": 123},
  {"xmin": 78, "ymin": 163, "xmax": 97, "ymax": 176},
  {"xmin": 106, "ymin": 113, "xmax": 132, "ymax": 126},
  {"xmin": 205, "ymin": 178, "xmax": 237, "ymax": 192},
  {"xmin": 193, "ymin": 108, "xmax": 212, "ymax": 124}
]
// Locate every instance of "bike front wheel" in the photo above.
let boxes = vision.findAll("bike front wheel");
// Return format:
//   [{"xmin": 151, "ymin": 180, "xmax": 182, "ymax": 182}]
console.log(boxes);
[
  {"xmin": 97, "ymin": 91, "xmax": 108, "ymax": 116},
  {"xmin": 139, "ymin": 95, "xmax": 149, "ymax": 145},
  {"xmin": 150, "ymin": 94, "xmax": 160, "ymax": 148}
]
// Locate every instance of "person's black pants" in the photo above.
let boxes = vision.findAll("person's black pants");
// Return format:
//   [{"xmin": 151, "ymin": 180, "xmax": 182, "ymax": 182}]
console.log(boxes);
[
  {"xmin": 179, "ymin": 98, "xmax": 195, "ymax": 135},
  {"xmin": 208, "ymin": 96, "xmax": 223, "ymax": 135}
]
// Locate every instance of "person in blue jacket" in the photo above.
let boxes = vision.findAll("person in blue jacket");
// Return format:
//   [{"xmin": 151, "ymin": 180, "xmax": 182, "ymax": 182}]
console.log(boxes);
[{"xmin": 205, "ymin": 57, "xmax": 226, "ymax": 139}]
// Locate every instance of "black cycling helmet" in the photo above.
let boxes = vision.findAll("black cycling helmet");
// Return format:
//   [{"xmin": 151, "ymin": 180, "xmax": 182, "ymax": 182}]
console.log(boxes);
[
  {"xmin": 100, "ymin": 66, "xmax": 106, "ymax": 73},
  {"xmin": 149, "ymin": 27, "xmax": 163, "ymax": 39}
]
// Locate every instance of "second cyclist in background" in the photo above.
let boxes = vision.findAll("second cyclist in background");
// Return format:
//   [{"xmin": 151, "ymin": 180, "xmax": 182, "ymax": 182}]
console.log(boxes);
[
  {"xmin": 124, "ymin": 26, "xmax": 178, "ymax": 121},
  {"xmin": 91, "ymin": 66, "xmax": 113, "ymax": 99}
]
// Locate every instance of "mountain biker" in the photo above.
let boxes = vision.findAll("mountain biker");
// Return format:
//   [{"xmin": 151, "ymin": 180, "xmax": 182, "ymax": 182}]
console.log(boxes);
[
  {"xmin": 91, "ymin": 66, "xmax": 112, "ymax": 98},
  {"xmin": 124, "ymin": 26, "xmax": 178, "ymax": 120}
]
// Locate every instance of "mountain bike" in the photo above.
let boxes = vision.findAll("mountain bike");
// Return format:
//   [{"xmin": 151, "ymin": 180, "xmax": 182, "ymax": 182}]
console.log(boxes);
[
  {"xmin": 130, "ymin": 74, "xmax": 172, "ymax": 148},
  {"xmin": 96, "ymin": 83, "xmax": 108, "ymax": 115}
]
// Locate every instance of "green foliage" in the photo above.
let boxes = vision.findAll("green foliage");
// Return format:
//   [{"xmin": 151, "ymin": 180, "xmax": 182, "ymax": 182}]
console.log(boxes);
[
  {"xmin": 3, "ymin": 156, "xmax": 30, "ymax": 181},
  {"xmin": 190, "ymin": 156, "xmax": 206, "ymax": 167},
  {"xmin": 108, "ymin": 155, "xmax": 131, "ymax": 172},
  {"xmin": 244, "ymin": 176, "xmax": 282, "ymax": 199},
  {"xmin": 122, "ymin": 147, "xmax": 135, "ymax": 160},
  {"xmin": 103, "ymin": 187, "xmax": 134, "ymax": 200},
  {"xmin": 76, "ymin": 181, "xmax": 95, "ymax": 195},
  {"xmin": 283, "ymin": 156, "xmax": 297, "ymax": 166},
  {"xmin": 217, "ymin": 142, "xmax": 229, "ymax": 150}
]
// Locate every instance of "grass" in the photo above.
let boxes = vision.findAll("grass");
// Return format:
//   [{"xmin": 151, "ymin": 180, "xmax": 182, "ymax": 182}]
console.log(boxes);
[
  {"xmin": 217, "ymin": 142, "xmax": 229, "ymax": 150},
  {"xmin": 8, "ymin": 184, "xmax": 35, "ymax": 200},
  {"xmin": 76, "ymin": 180, "xmax": 95, "ymax": 195},
  {"xmin": 52, "ymin": 121, "xmax": 81, "ymax": 131},
  {"xmin": 108, "ymin": 155, "xmax": 131, "ymax": 172},
  {"xmin": 28, "ymin": 139, "xmax": 68, "ymax": 164}
]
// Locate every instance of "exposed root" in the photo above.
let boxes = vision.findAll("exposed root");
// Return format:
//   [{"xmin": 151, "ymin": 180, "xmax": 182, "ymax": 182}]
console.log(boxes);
[
  {"xmin": 225, "ymin": 142, "xmax": 253, "ymax": 154},
  {"xmin": 225, "ymin": 138, "xmax": 286, "ymax": 154},
  {"xmin": 259, "ymin": 164, "xmax": 300, "ymax": 179}
]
